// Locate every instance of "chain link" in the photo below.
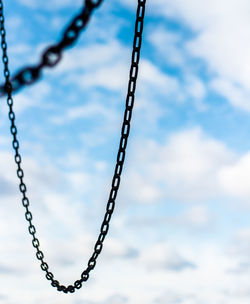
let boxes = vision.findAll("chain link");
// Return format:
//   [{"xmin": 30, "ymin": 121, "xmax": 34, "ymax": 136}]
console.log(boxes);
[
  {"xmin": 0, "ymin": 0, "xmax": 146, "ymax": 294},
  {"xmin": 0, "ymin": 0, "xmax": 104, "ymax": 97}
]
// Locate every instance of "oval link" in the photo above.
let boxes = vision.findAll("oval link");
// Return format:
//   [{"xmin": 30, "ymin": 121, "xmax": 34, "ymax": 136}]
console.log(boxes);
[
  {"xmin": 106, "ymin": 200, "xmax": 115, "ymax": 213},
  {"xmin": 74, "ymin": 280, "xmax": 82, "ymax": 289}
]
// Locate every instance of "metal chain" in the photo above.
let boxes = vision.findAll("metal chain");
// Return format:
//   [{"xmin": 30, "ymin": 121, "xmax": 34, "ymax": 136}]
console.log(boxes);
[
  {"xmin": 0, "ymin": 0, "xmax": 146, "ymax": 294},
  {"xmin": 0, "ymin": 0, "xmax": 104, "ymax": 97}
]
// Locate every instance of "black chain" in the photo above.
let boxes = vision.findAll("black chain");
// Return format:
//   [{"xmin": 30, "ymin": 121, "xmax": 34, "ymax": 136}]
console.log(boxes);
[
  {"xmin": 0, "ymin": 0, "xmax": 146, "ymax": 294},
  {"xmin": 0, "ymin": 0, "xmax": 104, "ymax": 96}
]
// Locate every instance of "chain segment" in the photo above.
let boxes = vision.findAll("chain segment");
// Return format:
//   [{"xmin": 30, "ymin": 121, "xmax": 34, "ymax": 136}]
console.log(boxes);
[
  {"xmin": 0, "ymin": 0, "xmax": 146, "ymax": 294},
  {"xmin": 0, "ymin": 0, "xmax": 104, "ymax": 97}
]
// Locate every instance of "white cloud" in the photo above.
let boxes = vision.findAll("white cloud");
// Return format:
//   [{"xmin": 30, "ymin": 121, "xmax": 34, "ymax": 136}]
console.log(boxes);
[
  {"xmin": 123, "ymin": 126, "xmax": 250, "ymax": 205},
  {"xmin": 140, "ymin": 59, "xmax": 181, "ymax": 98},
  {"xmin": 122, "ymin": 172, "xmax": 163, "ymax": 204},
  {"xmin": 55, "ymin": 39, "xmax": 130, "ymax": 92},
  {"xmin": 227, "ymin": 228, "xmax": 250, "ymax": 259},
  {"xmin": 9, "ymin": 81, "xmax": 52, "ymax": 114},
  {"xmin": 124, "ymin": 126, "xmax": 250, "ymax": 205},
  {"xmin": 103, "ymin": 238, "xmax": 138, "ymax": 260},
  {"xmin": 153, "ymin": 291, "xmax": 196, "ymax": 304},
  {"xmin": 147, "ymin": 26, "xmax": 185, "ymax": 67},
  {"xmin": 56, "ymin": 40, "xmax": 129, "ymax": 73},
  {"xmin": 56, "ymin": 39, "xmax": 183, "ymax": 102},
  {"xmin": 219, "ymin": 153, "xmax": 250, "ymax": 200},
  {"xmin": 184, "ymin": 75, "xmax": 206, "ymax": 101},
  {"xmin": 125, "ymin": 204, "xmax": 213, "ymax": 232},
  {"xmin": 17, "ymin": 0, "xmax": 82, "ymax": 9},
  {"xmin": 139, "ymin": 243, "xmax": 196, "ymax": 272},
  {"xmin": 51, "ymin": 101, "xmax": 117, "ymax": 125},
  {"xmin": 211, "ymin": 78, "xmax": 250, "ymax": 111},
  {"xmin": 182, "ymin": 205, "xmax": 213, "ymax": 229},
  {"xmin": 146, "ymin": 0, "xmax": 250, "ymax": 111},
  {"xmin": 124, "ymin": 127, "xmax": 235, "ymax": 203},
  {"xmin": 81, "ymin": 62, "xmax": 128, "ymax": 91},
  {"xmin": 147, "ymin": 27, "xmax": 207, "ymax": 108}
]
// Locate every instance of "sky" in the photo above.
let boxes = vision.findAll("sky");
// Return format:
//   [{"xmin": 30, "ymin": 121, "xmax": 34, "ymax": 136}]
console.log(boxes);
[{"xmin": 1, "ymin": 0, "xmax": 250, "ymax": 303}]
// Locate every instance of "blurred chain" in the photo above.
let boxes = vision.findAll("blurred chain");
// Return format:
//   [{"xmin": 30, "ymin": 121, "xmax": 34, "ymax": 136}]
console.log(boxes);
[
  {"xmin": 0, "ymin": 0, "xmax": 104, "ymax": 96},
  {"xmin": 0, "ymin": 0, "xmax": 146, "ymax": 294}
]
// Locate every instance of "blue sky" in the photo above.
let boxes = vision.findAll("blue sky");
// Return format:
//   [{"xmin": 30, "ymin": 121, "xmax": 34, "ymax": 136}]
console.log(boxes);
[{"xmin": 1, "ymin": 0, "xmax": 250, "ymax": 303}]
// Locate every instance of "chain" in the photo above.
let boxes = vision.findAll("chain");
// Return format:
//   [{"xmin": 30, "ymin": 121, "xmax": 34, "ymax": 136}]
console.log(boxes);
[
  {"xmin": 0, "ymin": 0, "xmax": 104, "ymax": 97},
  {"xmin": 0, "ymin": 0, "xmax": 146, "ymax": 294}
]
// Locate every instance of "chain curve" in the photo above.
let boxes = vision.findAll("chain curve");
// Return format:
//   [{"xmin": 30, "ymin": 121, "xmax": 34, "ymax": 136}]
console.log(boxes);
[{"xmin": 0, "ymin": 0, "xmax": 146, "ymax": 294}]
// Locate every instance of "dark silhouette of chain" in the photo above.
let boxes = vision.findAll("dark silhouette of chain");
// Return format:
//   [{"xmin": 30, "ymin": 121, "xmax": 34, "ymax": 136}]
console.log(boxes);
[
  {"xmin": 0, "ymin": 0, "xmax": 104, "ymax": 97},
  {"xmin": 0, "ymin": 0, "xmax": 146, "ymax": 294}
]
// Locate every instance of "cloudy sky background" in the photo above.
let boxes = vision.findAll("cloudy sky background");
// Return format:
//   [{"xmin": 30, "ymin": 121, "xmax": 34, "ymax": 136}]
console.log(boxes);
[{"xmin": 1, "ymin": 0, "xmax": 250, "ymax": 303}]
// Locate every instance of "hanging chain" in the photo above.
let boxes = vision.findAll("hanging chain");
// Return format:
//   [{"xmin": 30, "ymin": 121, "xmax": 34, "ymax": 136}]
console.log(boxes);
[
  {"xmin": 0, "ymin": 0, "xmax": 146, "ymax": 294},
  {"xmin": 0, "ymin": 0, "xmax": 104, "ymax": 97}
]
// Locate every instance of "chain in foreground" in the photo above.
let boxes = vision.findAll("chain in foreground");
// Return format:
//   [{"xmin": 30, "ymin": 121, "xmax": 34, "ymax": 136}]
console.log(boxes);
[
  {"xmin": 0, "ymin": 0, "xmax": 104, "ymax": 96},
  {"xmin": 0, "ymin": 0, "xmax": 146, "ymax": 294}
]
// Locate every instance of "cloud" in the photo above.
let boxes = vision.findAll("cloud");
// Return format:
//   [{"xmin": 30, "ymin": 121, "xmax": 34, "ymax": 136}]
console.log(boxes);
[
  {"xmin": 139, "ymin": 60, "xmax": 207, "ymax": 108},
  {"xmin": 121, "ymin": 126, "xmax": 250, "ymax": 205},
  {"xmin": 218, "ymin": 153, "xmax": 250, "ymax": 200},
  {"xmin": 183, "ymin": 0, "xmax": 250, "ymax": 89},
  {"xmin": 0, "ymin": 264, "xmax": 18, "ymax": 274},
  {"xmin": 17, "ymin": 0, "xmax": 82, "ymax": 9},
  {"xmin": 227, "ymin": 228, "xmax": 250, "ymax": 259},
  {"xmin": 181, "ymin": 205, "xmax": 213, "ymax": 229},
  {"xmin": 123, "ymin": 127, "xmax": 235, "ymax": 203},
  {"xmin": 50, "ymin": 101, "xmax": 117, "ymax": 125},
  {"xmin": 211, "ymin": 78, "xmax": 250, "ymax": 111},
  {"xmin": 140, "ymin": 59, "xmax": 180, "ymax": 97},
  {"xmin": 153, "ymin": 291, "xmax": 196, "ymax": 304},
  {"xmin": 0, "ymin": 176, "xmax": 16, "ymax": 197},
  {"xmin": 55, "ymin": 38, "xmax": 183, "ymax": 104},
  {"xmin": 12, "ymin": 82, "xmax": 52, "ymax": 114},
  {"xmin": 140, "ymin": 25, "xmax": 208, "ymax": 110},
  {"xmin": 80, "ymin": 62, "xmax": 128, "ymax": 91},
  {"xmin": 103, "ymin": 295, "xmax": 129, "ymax": 304},
  {"xmin": 147, "ymin": 0, "xmax": 250, "ymax": 111},
  {"xmin": 103, "ymin": 238, "xmax": 138, "ymax": 260},
  {"xmin": 147, "ymin": 26, "xmax": 185, "ymax": 67},
  {"xmin": 184, "ymin": 75, "xmax": 206, "ymax": 101},
  {"xmin": 139, "ymin": 243, "xmax": 196, "ymax": 272},
  {"xmin": 125, "ymin": 204, "xmax": 214, "ymax": 240},
  {"xmin": 54, "ymin": 39, "xmax": 129, "ymax": 91},
  {"xmin": 74, "ymin": 294, "xmax": 129, "ymax": 304},
  {"xmin": 56, "ymin": 40, "xmax": 129, "ymax": 73}
]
